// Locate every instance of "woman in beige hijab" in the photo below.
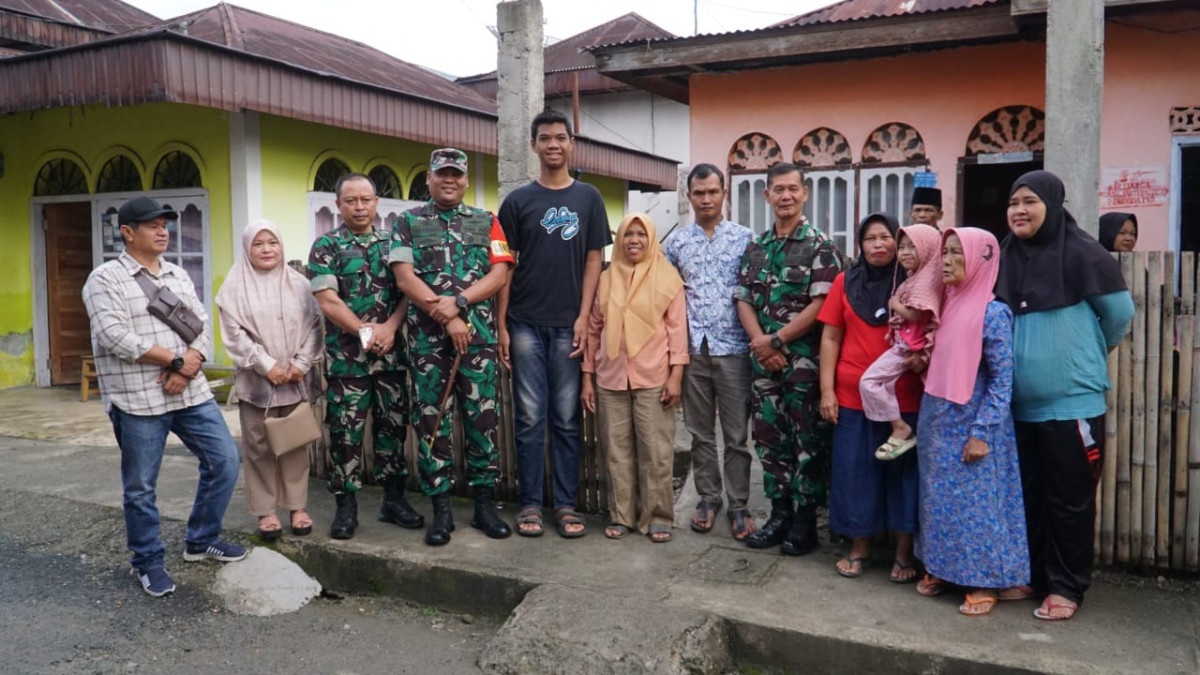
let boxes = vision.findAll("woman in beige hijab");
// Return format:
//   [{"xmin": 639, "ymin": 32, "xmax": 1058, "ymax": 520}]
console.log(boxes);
[
  {"xmin": 581, "ymin": 213, "xmax": 688, "ymax": 542},
  {"xmin": 216, "ymin": 220, "xmax": 323, "ymax": 539}
]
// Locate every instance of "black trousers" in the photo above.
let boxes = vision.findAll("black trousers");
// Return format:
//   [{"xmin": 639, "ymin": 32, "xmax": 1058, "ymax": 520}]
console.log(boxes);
[{"xmin": 1014, "ymin": 415, "xmax": 1104, "ymax": 605}]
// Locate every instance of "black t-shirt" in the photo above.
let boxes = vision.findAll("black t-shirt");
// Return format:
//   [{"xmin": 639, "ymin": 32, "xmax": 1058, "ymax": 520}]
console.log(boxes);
[{"xmin": 499, "ymin": 180, "xmax": 611, "ymax": 327}]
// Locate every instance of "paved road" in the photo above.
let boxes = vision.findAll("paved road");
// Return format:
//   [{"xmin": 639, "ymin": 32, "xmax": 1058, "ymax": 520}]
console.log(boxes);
[{"xmin": 0, "ymin": 490, "xmax": 494, "ymax": 675}]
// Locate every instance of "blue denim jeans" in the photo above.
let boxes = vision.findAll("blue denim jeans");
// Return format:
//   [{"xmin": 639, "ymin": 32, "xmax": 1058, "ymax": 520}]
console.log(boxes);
[
  {"xmin": 108, "ymin": 398, "xmax": 240, "ymax": 571},
  {"xmin": 508, "ymin": 321, "xmax": 581, "ymax": 509}
]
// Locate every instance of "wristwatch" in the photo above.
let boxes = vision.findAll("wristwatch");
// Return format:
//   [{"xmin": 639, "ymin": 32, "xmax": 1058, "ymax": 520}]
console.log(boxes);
[
  {"xmin": 455, "ymin": 294, "xmax": 470, "ymax": 310},
  {"xmin": 169, "ymin": 352, "xmax": 185, "ymax": 371},
  {"xmin": 770, "ymin": 334, "xmax": 784, "ymax": 351}
]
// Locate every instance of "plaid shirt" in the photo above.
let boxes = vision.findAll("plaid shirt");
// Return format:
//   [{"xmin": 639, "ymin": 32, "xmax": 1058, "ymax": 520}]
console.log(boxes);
[{"xmin": 82, "ymin": 251, "xmax": 212, "ymax": 414}]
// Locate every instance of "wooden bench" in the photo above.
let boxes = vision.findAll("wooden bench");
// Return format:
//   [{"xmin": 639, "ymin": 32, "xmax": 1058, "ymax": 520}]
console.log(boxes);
[{"xmin": 80, "ymin": 356, "xmax": 101, "ymax": 402}]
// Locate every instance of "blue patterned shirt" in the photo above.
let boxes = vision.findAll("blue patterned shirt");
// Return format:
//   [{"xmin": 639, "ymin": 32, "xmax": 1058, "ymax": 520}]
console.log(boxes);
[{"xmin": 662, "ymin": 220, "xmax": 754, "ymax": 356}]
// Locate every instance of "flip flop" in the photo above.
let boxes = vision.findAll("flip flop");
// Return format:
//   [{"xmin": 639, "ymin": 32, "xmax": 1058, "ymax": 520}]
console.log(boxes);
[
  {"xmin": 960, "ymin": 591, "xmax": 997, "ymax": 617},
  {"xmin": 875, "ymin": 435, "xmax": 917, "ymax": 461},
  {"xmin": 605, "ymin": 523, "xmax": 630, "ymax": 540},
  {"xmin": 998, "ymin": 585, "xmax": 1035, "ymax": 601},
  {"xmin": 836, "ymin": 556, "xmax": 870, "ymax": 578},
  {"xmin": 889, "ymin": 560, "xmax": 918, "ymax": 584},
  {"xmin": 728, "ymin": 509, "xmax": 757, "ymax": 541},
  {"xmin": 916, "ymin": 574, "xmax": 948, "ymax": 597},
  {"xmin": 690, "ymin": 501, "xmax": 721, "ymax": 533},
  {"xmin": 1033, "ymin": 599, "xmax": 1078, "ymax": 621}
]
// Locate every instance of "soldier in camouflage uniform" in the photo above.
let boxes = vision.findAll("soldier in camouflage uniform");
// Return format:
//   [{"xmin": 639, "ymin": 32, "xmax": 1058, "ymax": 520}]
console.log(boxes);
[
  {"xmin": 736, "ymin": 162, "xmax": 844, "ymax": 556},
  {"xmin": 390, "ymin": 149, "xmax": 515, "ymax": 546},
  {"xmin": 308, "ymin": 172, "xmax": 423, "ymax": 541}
]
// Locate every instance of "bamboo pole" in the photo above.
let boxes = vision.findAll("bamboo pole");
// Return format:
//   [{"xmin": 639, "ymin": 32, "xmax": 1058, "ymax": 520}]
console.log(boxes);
[
  {"xmin": 1102, "ymin": 340, "xmax": 1119, "ymax": 566},
  {"xmin": 1189, "ymin": 312, "xmax": 1200, "ymax": 571},
  {"xmin": 1156, "ymin": 254, "xmax": 1175, "ymax": 565},
  {"xmin": 1130, "ymin": 252, "xmax": 1147, "ymax": 562},
  {"xmin": 1142, "ymin": 252, "xmax": 1161, "ymax": 567},
  {"xmin": 1173, "ymin": 253, "xmax": 1194, "ymax": 570},
  {"xmin": 1116, "ymin": 253, "xmax": 1135, "ymax": 564}
]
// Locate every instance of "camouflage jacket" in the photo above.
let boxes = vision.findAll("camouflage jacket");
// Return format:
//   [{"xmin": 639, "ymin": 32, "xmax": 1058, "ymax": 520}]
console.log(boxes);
[
  {"xmin": 308, "ymin": 224, "xmax": 405, "ymax": 377},
  {"xmin": 390, "ymin": 201, "xmax": 512, "ymax": 346},
  {"xmin": 735, "ymin": 218, "xmax": 844, "ymax": 370}
]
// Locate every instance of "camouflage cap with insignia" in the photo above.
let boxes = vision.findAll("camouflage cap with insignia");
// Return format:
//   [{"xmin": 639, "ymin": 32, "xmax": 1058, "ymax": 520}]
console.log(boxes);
[{"xmin": 430, "ymin": 148, "xmax": 468, "ymax": 173}]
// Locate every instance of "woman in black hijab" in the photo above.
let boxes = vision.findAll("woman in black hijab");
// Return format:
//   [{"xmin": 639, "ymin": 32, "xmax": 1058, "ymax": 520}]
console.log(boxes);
[
  {"xmin": 1098, "ymin": 212, "xmax": 1138, "ymax": 252},
  {"xmin": 997, "ymin": 170, "xmax": 1133, "ymax": 621},
  {"xmin": 817, "ymin": 213, "xmax": 923, "ymax": 582}
]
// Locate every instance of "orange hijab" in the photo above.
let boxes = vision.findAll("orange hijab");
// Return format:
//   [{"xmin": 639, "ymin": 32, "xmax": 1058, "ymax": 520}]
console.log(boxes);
[{"xmin": 598, "ymin": 213, "xmax": 684, "ymax": 360}]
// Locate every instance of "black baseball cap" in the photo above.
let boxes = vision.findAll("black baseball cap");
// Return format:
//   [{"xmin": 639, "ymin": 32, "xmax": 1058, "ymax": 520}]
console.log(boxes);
[{"xmin": 118, "ymin": 196, "xmax": 179, "ymax": 225}]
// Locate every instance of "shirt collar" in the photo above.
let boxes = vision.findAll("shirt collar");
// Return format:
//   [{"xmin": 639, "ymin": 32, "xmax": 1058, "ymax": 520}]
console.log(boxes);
[
  {"xmin": 118, "ymin": 250, "xmax": 172, "ymax": 277},
  {"xmin": 421, "ymin": 200, "xmax": 469, "ymax": 220},
  {"xmin": 763, "ymin": 216, "xmax": 812, "ymax": 242},
  {"xmin": 334, "ymin": 223, "xmax": 386, "ymax": 244}
]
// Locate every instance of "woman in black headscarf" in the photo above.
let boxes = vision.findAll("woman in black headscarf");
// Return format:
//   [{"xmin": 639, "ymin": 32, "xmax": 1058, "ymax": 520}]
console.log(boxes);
[
  {"xmin": 997, "ymin": 170, "xmax": 1134, "ymax": 621},
  {"xmin": 1098, "ymin": 212, "xmax": 1138, "ymax": 252},
  {"xmin": 817, "ymin": 213, "xmax": 923, "ymax": 582}
]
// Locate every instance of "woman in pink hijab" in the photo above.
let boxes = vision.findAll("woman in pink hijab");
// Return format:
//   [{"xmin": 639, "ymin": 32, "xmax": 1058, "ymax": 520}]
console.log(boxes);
[
  {"xmin": 914, "ymin": 227, "xmax": 1029, "ymax": 617},
  {"xmin": 216, "ymin": 220, "xmax": 323, "ymax": 539}
]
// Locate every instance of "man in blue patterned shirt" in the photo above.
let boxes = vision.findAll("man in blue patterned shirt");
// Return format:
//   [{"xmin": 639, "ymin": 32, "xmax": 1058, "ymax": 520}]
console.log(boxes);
[{"xmin": 663, "ymin": 164, "xmax": 757, "ymax": 540}]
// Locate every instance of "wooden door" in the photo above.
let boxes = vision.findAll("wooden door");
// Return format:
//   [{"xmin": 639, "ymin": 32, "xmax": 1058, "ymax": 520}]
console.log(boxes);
[{"xmin": 45, "ymin": 202, "xmax": 94, "ymax": 385}]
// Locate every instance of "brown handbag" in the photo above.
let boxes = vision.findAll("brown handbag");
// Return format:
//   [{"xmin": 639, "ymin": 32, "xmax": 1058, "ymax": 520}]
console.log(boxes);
[{"xmin": 263, "ymin": 384, "xmax": 322, "ymax": 457}]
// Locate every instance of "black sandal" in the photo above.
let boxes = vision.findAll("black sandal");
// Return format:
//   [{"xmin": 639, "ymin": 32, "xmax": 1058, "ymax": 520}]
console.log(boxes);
[
  {"xmin": 515, "ymin": 507, "xmax": 544, "ymax": 537},
  {"xmin": 555, "ymin": 508, "xmax": 586, "ymax": 539},
  {"xmin": 728, "ymin": 508, "xmax": 756, "ymax": 541},
  {"xmin": 690, "ymin": 500, "xmax": 721, "ymax": 533}
]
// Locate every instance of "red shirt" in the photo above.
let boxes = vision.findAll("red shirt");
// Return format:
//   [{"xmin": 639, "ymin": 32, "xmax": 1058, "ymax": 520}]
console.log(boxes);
[{"xmin": 817, "ymin": 273, "xmax": 923, "ymax": 413}]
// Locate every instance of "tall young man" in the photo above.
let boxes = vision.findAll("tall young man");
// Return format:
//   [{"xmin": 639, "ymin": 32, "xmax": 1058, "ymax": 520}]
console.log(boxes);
[
  {"xmin": 663, "ymin": 164, "xmax": 757, "ymax": 541},
  {"xmin": 498, "ymin": 109, "xmax": 611, "ymax": 538}
]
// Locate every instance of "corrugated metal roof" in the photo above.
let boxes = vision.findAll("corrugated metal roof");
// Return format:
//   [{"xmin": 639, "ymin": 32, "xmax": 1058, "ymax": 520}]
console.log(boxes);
[
  {"xmin": 775, "ymin": 0, "xmax": 1003, "ymax": 27},
  {"xmin": 0, "ymin": 0, "xmax": 157, "ymax": 33}
]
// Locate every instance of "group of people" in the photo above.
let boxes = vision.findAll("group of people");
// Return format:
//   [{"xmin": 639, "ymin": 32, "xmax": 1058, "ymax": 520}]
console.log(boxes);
[{"xmin": 84, "ymin": 106, "xmax": 1135, "ymax": 621}]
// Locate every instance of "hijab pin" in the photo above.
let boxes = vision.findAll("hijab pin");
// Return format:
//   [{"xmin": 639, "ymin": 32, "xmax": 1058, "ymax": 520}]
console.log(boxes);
[{"xmin": 1020, "ymin": 301, "xmax": 1028, "ymax": 308}]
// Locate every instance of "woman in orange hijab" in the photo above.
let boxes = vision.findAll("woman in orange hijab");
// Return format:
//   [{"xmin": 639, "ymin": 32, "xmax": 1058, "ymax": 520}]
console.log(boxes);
[{"xmin": 582, "ymin": 213, "xmax": 689, "ymax": 542}]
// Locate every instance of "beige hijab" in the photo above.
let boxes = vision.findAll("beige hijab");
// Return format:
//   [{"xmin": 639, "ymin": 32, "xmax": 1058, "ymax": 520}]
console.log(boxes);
[
  {"xmin": 215, "ymin": 219, "xmax": 314, "ymax": 368},
  {"xmin": 598, "ymin": 213, "xmax": 684, "ymax": 359}
]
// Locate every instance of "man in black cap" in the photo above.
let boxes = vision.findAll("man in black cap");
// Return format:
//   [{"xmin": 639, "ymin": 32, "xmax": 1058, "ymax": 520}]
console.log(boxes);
[
  {"xmin": 909, "ymin": 187, "xmax": 943, "ymax": 230},
  {"xmin": 83, "ymin": 196, "xmax": 246, "ymax": 598}
]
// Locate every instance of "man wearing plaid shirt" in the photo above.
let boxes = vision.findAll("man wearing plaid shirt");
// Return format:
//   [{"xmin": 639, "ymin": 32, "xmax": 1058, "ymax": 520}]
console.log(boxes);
[{"xmin": 83, "ymin": 196, "xmax": 246, "ymax": 598}]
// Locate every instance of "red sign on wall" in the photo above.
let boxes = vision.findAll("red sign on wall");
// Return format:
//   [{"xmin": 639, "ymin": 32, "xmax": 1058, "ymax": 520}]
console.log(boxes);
[{"xmin": 1100, "ymin": 166, "xmax": 1169, "ymax": 209}]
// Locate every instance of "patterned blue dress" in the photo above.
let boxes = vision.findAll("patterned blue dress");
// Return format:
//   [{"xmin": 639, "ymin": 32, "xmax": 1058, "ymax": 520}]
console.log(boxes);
[{"xmin": 915, "ymin": 301, "xmax": 1030, "ymax": 588}]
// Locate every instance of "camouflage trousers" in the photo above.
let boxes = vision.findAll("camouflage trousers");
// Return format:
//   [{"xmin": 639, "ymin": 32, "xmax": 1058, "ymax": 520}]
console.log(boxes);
[
  {"xmin": 750, "ymin": 371, "xmax": 831, "ymax": 507},
  {"xmin": 325, "ymin": 371, "xmax": 410, "ymax": 494},
  {"xmin": 410, "ymin": 340, "xmax": 501, "ymax": 496}
]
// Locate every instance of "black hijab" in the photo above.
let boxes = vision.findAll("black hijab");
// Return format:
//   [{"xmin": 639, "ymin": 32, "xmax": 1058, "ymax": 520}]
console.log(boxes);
[
  {"xmin": 1098, "ymin": 212, "xmax": 1137, "ymax": 252},
  {"xmin": 845, "ymin": 212, "xmax": 904, "ymax": 326},
  {"xmin": 996, "ymin": 171, "xmax": 1126, "ymax": 315}
]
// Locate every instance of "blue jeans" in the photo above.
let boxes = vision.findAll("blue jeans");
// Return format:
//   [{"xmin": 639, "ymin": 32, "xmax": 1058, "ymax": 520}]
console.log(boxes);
[
  {"xmin": 109, "ymin": 398, "xmax": 240, "ymax": 571},
  {"xmin": 509, "ymin": 321, "xmax": 581, "ymax": 509}
]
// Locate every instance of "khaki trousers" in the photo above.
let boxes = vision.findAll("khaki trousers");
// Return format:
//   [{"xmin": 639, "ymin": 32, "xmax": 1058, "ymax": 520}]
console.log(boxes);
[
  {"xmin": 597, "ymin": 386, "xmax": 676, "ymax": 533},
  {"xmin": 238, "ymin": 401, "xmax": 311, "ymax": 515}
]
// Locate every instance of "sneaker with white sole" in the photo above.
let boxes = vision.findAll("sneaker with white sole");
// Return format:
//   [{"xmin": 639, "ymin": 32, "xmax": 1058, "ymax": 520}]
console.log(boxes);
[
  {"xmin": 183, "ymin": 539, "xmax": 248, "ymax": 562},
  {"xmin": 133, "ymin": 567, "xmax": 176, "ymax": 597}
]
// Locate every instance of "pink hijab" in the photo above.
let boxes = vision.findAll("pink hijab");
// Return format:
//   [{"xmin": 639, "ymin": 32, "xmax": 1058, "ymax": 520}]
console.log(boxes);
[
  {"xmin": 924, "ymin": 227, "xmax": 1001, "ymax": 405},
  {"xmin": 890, "ymin": 224, "xmax": 944, "ymax": 341}
]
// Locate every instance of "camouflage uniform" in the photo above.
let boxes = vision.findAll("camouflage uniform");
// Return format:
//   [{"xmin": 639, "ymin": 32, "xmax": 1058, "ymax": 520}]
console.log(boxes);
[
  {"xmin": 308, "ymin": 225, "xmax": 409, "ymax": 494},
  {"xmin": 390, "ymin": 200, "xmax": 513, "ymax": 496},
  {"xmin": 735, "ymin": 218, "xmax": 844, "ymax": 507}
]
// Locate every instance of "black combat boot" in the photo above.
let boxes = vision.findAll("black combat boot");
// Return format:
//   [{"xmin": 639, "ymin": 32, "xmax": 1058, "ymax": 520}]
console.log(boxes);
[
  {"xmin": 378, "ymin": 475, "xmax": 425, "ymax": 529},
  {"xmin": 470, "ymin": 486, "xmax": 512, "ymax": 539},
  {"xmin": 330, "ymin": 493, "xmax": 358, "ymax": 540},
  {"xmin": 780, "ymin": 504, "xmax": 819, "ymax": 556},
  {"xmin": 424, "ymin": 493, "xmax": 455, "ymax": 546},
  {"xmin": 745, "ymin": 497, "xmax": 793, "ymax": 549}
]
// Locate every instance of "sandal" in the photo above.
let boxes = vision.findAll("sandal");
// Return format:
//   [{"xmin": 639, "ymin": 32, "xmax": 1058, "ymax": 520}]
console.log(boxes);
[
  {"xmin": 258, "ymin": 514, "xmax": 282, "ymax": 541},
  {"xmin": 960, "ymin": 591, "xmax": 997, "ymax": 617},
  {"xmin": 875, "ymin": 434, "xmax": 917, "ymax": 461},
  {"xmin": 728, "ymin": 509, "xmax": 757, "ymax": 541},
  {"xmin": 916, "ymin": 574, "xmax": 948, "ymax": 597},
  {"xmin": 605, "ymin": 523, "xmax": 629, "ymax": 540},
  {"xmin": 516, "ymin": 507, "xmax": 544, "ymax": 538},
  {"xmin": 648, "ymin": 523, "xmax": 672, "ymax": 543},
  {"xmin": 555, "ymin": 508, "xmax": 586, "ymax": 539},
  {"xmin": 836, "ymin": 556, "xmax": 870, "ymax": 578},
  {"xmin": 998, "ymin": 584, "xmax": 1035, "ymax": 601},
  {"xmin": 1033, "ymin": 599, "xmax": 1078, "ymax": 621},
  {"xmin": 889, "ymin": 560, "xmax": 918, "ymax": 584},
  {"xmin": 289, "ymin": 510, "xmax": 313, "ymax": 536},
  {"xmin": 690, "ymin": 500, "xmax": 721, "ymax": 534}
]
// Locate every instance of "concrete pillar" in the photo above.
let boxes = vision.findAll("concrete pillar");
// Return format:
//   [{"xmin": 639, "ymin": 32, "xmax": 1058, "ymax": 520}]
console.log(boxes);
[
  {"xmin": 228, "ymin": 110, "xmax": 263, "ymax": 246},
  {"xmin": 1044, "ymin": 0, "xmax": 1104, "ymax": 237},
  {"xmin": 496, "ymin": 0, "xmax": 543, "ymax": 202}
]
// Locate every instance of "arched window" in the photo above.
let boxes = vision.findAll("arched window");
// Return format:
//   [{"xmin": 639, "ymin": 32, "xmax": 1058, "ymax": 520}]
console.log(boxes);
[
  {"xmin": 313, "ymin": 158, "xmax": 351, "ymax": 193},
  {"xmin": 795, "ymin": 128, "xmax": 854, "ymax": 255},
  {"xmin": 407, "ymin": 171, "xmax": 430, "ymax": 202},
  {"xmin": 965, "ymin": 106, "xmax": 1045, "ymax": 157},
  {"xmin": 95, "ymin": 155, "xmax": 142, "ymax": 193},
  {"xmin": 727, "ymin": 133, "xmax": 783, "ymax": 234},
  {"xmin": 368, "ymin": 165, "xmax": 402, "ymax": 200},
  {"xmin": 859, "ymin": 123, "xmax": 930, "ymax": 231},
  {"xmin": 34, "ymin": 158, "xmax": 88, "ymax": 196},
  {"xmin": 152, "ymin": 151, "xmax": 202, "ymax": 189}
]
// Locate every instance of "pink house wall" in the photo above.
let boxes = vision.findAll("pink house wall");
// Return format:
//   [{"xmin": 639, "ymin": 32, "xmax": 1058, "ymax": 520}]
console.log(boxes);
[{"xmin": 689, "ymin": 15, "xmax": 1200, "ymax": 251}]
